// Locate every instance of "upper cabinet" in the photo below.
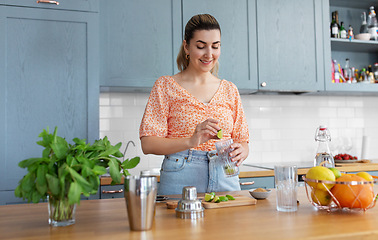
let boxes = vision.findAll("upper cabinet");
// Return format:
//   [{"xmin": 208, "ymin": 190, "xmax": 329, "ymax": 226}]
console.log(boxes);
[
  {"xmin": 182, "ymin": 0, "xmax": 258, "ymax": 94},
  {"xmin": 324, "ymin": 0, "xmax": 378, "ymax": 92},
  {"xmin": 99, "ymin": 0, "xmax": 181, "ymax": 92},
  {"xmin": 0, "ymin": 5, "xmax": 99, "ymax": 204},
  {"xmin": 0, "ymin": 0, "xmax": 99, "ymax": 12},
  {"xmin": 256, "ymin": 0, "xmax": 325, "ymax": 92}
]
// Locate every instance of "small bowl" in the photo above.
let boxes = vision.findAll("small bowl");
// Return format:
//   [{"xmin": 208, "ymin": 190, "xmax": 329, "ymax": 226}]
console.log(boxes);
[
  {"xmin": 249, "ymin": 188, "xmax": 272, "ymax": 199},
  {"xmin": 355, "ymin": 33, "xmax": 371, "ymax": 41}
]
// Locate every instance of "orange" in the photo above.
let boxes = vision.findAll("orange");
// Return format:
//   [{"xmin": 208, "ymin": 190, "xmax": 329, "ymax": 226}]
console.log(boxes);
[{"xmin": 330, "ymin": 174, "xmax": 374, "ymax": 209}]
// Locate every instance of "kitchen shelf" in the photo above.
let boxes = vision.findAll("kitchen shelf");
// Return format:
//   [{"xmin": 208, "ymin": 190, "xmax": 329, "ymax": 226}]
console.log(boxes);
[
  {"xmin": 331, "ymin": 38, "xmax": 378, "ymax": 53},
  {"xmin": 330, "ymin": 0, "xmax": 377, "ymax": 9}
]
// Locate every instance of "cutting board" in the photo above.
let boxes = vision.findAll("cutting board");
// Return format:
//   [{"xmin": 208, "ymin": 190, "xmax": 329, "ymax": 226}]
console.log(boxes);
[
  {"xmin": 202, "ymin": 195, "xmax": 257, "ymax": 209},
  {"xmin": 166, "ymin": 195, "xmax": 257, "ymax": 209}
]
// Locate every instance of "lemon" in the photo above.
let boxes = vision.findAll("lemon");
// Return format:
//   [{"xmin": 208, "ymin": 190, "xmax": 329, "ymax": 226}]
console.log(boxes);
[
  {"xmin": 356, "ymin": 172, "xmax": 374, "ymax": 186},
  {"xmin": 311, "ymin": 189, "xmax": 333, "ymax": 206},
  {"xmin": 205, "ymin": 193, "xmax": 215, "ymax": 202},
  {"xmin": 226, "ymin": 194, "xmax": 235, "ymax": 200},
  {"xmin": 306, "ymin": 166, "xmax": 335, "ymax": 191},
  {"xmin": 217, "ymin": 129, "xmax": 223, "ymax": 139},
  {"xmin": 328, "ymin": 167, "xmax": 341, "ymax": 179}
]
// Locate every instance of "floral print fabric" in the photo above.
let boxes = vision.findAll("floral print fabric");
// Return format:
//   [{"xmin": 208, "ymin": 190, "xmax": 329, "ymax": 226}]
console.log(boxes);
[{"xmin": 139, "ymin": 76, "xmax": 249, "ymax": 151}]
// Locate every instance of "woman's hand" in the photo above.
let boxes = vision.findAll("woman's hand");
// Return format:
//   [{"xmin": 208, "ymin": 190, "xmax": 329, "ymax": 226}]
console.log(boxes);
[
  {"xmin": 229, "ymin": 142, "xmax": 249, "ymax": 166},
  {"xmin": 189, "ymin": 118, "xmax": 220, "ymax": 148}
]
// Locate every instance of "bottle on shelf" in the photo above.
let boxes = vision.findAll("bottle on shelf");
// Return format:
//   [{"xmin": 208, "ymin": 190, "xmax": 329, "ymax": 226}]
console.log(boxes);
[
  {"xmin": 331, "ymin": 12, "xmax": 339, "ymax": 38},
  {"xmin": 344, "ymin": 59, "xmax": 351, "ymax": 83},
  {"xmin": 348, "ymin": 25, "xmax": 354, "ymax": 40},
  {"xmin": 351, "ymin": 67, "xmax": 356, "ymax": 83},
  {"xmin": 367, "ymin": 6, "xmax": 378, "ymax": 40},
  {"xmin": 333, "ymin": 60, "xmax": 339, "ymax": 83},
  {"xmin": 314, "ymin": 126, "xmax": 334, "ymax": 168},
  {"xmin": 335, "ymin": 11, "xmax": 341, "ymax": 37},
  {"xmin": 368, "ymin": 72, "xmax": 375, "ymax": 83},
  {"xmin": 360, "ymin": 68, "xmax": 368, "ymax": 82},
  {"xmin": 360, "ymin": 12, "xmax": 368, "ymax": 34},
  {"xmin": 340, "ymin": 22, "xmax": 347, "ymax": 39},
  {"xmin": 355, "ymin": 69, "xmax": 360, "ymax": 82},
  {"xmin": 374, "ymin": 63, "xmax": 378, "ymax": 81}
]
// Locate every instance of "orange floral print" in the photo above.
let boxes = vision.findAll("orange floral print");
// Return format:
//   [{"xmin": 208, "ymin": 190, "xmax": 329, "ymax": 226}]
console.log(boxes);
[{"xmin": 139, "ymin": 76, "xmax": 249, "ymax": 151}]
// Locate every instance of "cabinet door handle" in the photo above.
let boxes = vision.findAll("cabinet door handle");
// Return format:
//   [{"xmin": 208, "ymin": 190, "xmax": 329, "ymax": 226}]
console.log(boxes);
[
  {"xmin": 261, "ymin": 82, "xmax": 267, "ymax": 87},
  {"xmin": 36, "ymin": 0, "xmax": 59, "ymax": 5},
  {"xmin": 102, "ymin": 189, "xmax": 123, "ymax": 194},
  {"xmin": 240, "ymin": 181, "xmax": 254, "ymax": 186}
]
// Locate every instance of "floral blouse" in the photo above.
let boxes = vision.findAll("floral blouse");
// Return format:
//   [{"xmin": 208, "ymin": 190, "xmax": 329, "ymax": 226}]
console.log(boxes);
[{"xmin": 139, "ymin": 76, "xmax": 249, "ymax": 151}]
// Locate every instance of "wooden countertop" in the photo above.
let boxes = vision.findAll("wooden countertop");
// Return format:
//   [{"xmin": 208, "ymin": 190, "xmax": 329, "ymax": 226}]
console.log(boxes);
[
  {"xmin": 100, "ymin": 161, "xmax": 378, "ymax": 185},
  {"xmin": 3, "ymin": 186, "xmax": 378, "ymax": 240}
]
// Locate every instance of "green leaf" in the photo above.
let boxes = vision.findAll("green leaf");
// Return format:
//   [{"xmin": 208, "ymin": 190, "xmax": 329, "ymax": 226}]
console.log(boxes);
[
  {"xmin": 18, "ymin": 158, "xmax": 42, "ymax": 168},
  {"xmin": 21, "ymin": 172, "xmax": 35, "ymax": 193},
  {"xmin": 36, "ymin": 180, "xmax": 48, "ymax": 196},
  {"xmin": 81, "ymin": 165, "xmax": 93, "ymax": 178},
  {"xmin": 50, "ymin": 136, "xmax": 69, "ymax": 160},
  {"xmin": 68, "ymin": 182, "xmax": 82, "ymax": 205},
  {"xmin": 37, "ymin": 164, "xmax": 48, "ymax": 186},
  {"xmin": 32, "ymin": 190, "xmax": 42, "ymax": 203},
  {"xmin": 123, "ymin": 169, "xmax": 130, "ymax": 176},
  {"xmin": 42, "ymin": 147, "xmax": 51, "ymax": 158},
  {"xmin": 98, "ymin": 142, "xmax": 122, "ymax": 158},
  {"xmin": 121, "ymin": 157, "xmax": 140, "ymax": 169},
  {"xmin": 88, "ymin": 175, "xmax": 99, "ymax": 193},
  {"xmin": 46, "ymin": 173, "xmax": 61, "ymax": 195},
  {"xmin": 66, "ymin": 154, "xmax": 77, "ymax": 167},
  {"xmin": 108, "ymin": 158, "xmax": 121, "ymax": 184},
  {"xmin": 67, "ymin": 167, "xmax": 93, "ymax": 193},
  {"xmin": 92, "ymin": 165, "xmax": 107, "ymax": 175},
  {"xmin": 73, "ymin": 138, "xmax": 86, "ymax": 145},
  {"xmin": 14, "ymin": 185, "xmax": 22, "ymax": 198}
]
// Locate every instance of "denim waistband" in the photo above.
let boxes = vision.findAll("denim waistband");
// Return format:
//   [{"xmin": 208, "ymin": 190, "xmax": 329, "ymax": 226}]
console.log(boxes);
[{"xmin": 167, "ymin": 149, "xmax": 217, "ymax": 160}]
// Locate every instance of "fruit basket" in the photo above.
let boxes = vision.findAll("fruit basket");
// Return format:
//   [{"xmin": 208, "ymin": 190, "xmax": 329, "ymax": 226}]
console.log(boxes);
[{"xmin": 303, "ymin": 176, "xmax": 378, "ymax": 212}]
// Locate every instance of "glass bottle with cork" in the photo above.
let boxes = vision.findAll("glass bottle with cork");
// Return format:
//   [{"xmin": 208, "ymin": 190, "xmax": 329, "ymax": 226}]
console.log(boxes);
[{"xmin": 314, "ymin": 126, "xmax": 334, "ymax": 168}]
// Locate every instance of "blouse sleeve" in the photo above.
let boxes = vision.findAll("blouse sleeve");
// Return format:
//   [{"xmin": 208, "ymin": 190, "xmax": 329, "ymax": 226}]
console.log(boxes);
[
  {"xmin": 139, "ymin": 77, "xmax": 169, "ymax": 138},
  {"xmin": 230, "ymin": 83, "xmax": 249, "ymax": 143}
]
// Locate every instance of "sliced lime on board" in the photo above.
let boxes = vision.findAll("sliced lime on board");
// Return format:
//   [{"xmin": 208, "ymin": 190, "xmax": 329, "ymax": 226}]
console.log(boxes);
[{"xmin": 205, "ymin": 193, "xmax": 215, "ymax": 202}]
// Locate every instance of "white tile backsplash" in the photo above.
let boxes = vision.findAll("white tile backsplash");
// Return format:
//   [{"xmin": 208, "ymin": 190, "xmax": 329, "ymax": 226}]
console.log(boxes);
[{"xmin": 100, "ymin": 93, "xmax": 378, "ymax": 172}]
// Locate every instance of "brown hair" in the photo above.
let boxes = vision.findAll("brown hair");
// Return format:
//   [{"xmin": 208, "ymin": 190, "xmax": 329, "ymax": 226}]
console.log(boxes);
[{"xmin": 177, "ymin": 14, "xmax": 221, "ymax": 75}]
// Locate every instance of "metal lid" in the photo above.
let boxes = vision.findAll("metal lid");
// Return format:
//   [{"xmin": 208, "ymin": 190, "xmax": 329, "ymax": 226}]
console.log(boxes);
[{"xmin": 175, "ymin": 186, "xmax": 204, "ymax": 219}]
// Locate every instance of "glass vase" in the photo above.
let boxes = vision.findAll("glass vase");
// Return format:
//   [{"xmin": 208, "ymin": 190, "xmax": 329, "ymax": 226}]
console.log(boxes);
[{"xmin": 48, "ymin": 195, "xmax": 76, "ymax": 227}]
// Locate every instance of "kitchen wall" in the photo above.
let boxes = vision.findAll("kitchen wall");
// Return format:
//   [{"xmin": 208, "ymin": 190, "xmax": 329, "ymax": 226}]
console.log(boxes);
[{"xmin": 100, "ymin": 93, "xmax": 378, "ymax": 175}]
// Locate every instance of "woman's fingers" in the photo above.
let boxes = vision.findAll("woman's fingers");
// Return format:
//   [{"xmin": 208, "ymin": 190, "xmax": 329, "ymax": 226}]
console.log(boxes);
[{"xmin": 229, "ymin": 143, "xmax": 248, "ymax": 166}]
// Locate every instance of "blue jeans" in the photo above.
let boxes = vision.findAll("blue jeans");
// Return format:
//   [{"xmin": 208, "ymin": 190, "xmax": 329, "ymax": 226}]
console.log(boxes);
[{"xmin": 158, "ymin": 149, "xmax": 241, "ymax": 195}]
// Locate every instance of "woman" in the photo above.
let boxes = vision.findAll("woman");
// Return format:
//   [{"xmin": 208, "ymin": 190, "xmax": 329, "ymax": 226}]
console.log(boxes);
[{"xmin": 139, "ymin": 14, "xmax": 249, "ymax": 195}]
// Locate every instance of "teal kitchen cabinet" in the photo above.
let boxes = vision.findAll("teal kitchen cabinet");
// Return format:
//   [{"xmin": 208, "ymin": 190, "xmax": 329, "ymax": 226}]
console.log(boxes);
[
  {"xmin": 0, "ymin": 5, "xmax": 99, "ymax": 205},
  {"xmin": 99, "ymin": 0, "xmax": 182, "ymax": 92},
  {"xmin": 324, "ymin": 0, "xmax": 378, "ymax": 93},
  {"xmin": 256, "ymin": 0, "xmax": 326, "ymax": 92},
  {"xmin": 182, "ymin": 0, "xmax": 258, "ymax": 94},
  {"xmin": 239, "ymin": 177, "xmax": 275, "ymax": 190},
  {"xmin": 0, "ymin": 0, "xmax": 98, "ymax": 12}
]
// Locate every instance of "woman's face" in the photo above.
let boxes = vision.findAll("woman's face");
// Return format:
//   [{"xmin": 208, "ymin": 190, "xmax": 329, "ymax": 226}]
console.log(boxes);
[{"xmin": 184, "ymin": 29, "xmax": 221, "ymax": 73}]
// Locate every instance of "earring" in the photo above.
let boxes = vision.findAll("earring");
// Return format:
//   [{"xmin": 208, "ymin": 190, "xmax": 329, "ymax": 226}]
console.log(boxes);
[{"xmin": 186, "ymin": 54, "xmax": 189, "ymax": 60}]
